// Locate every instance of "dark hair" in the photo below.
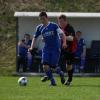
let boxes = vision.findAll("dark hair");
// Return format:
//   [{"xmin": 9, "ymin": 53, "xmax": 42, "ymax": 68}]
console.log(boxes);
[
  {"xmin": 76, "ymin": 31, "xmax": 82, "ymax": 34},
  {"xmin": 39, "ymin": 11, "xmax": 48, "ymax": 17},
  {"xmin": 58, "ymin": 14, "xmax": 67, "ymax": 21},
  {"xmin": 24, "ymin": 34, "xmax": 30, "ymax": 38}
]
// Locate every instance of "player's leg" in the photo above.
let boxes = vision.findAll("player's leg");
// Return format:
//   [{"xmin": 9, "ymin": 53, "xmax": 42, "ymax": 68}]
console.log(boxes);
[
  {"xmin": 51, "ymin": 50, "xmax": 65, "ymax": 84},
  {"xmin": 22, "ymin": 56, "xmax": 27, "ymax": 72},
  {"xmin": 41, "ymin": 51, "xmax": 49, "ymax": 82},
  {"xmin": 55, "ymin": 67, "xmax": 65, "ymax": 84},
  {"xmin": 80, "ymin": 58, "xmax": 85, "ymax": 72},
  {"xmin": 43, "ymin": 64, "xmax": 56, "ymax": 86},
  {"xmin": 27, "ymin": 52, "xmax": 32, "ymax": 71},
  {"xmin": 17, "ymin": 55, "xmax": 21, "ymax": 72},
  {"xmin": 41, "ymin": 68, "xmax": 65, "ymax": 84},
  {"xmin": 42, "ymin": 50, "xmax": 56, "ymax": 86},
  {"xmin": 64, "ymin": 52, "xmax": 74, "ymax": 85},
  {"xmin": 65, "ymin": 64, "xmax": 73, "ymax": 85},
  {"xmin": 41, "ymin": 75, "xmax": 49, "ymax": 82},
  {"xmin": 73, "ymin": 57, "xmax": 79, "ymax": 73}
]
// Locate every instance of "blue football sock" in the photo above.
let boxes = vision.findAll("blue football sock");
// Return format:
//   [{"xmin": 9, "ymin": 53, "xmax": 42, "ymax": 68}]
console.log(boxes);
[
  {"xmin": 55, "ymin": 67, "xmax": 64, "ymax": 77},
  {"xmin": 46, "ymin": 68, "xmax": 56, "ymax": 85}
]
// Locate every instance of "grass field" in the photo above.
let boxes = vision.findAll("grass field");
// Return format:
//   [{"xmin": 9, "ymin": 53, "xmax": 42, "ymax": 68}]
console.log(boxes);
[{"xmin": 0, "ymin": 76, "xmax": 100, "ymax": 100}]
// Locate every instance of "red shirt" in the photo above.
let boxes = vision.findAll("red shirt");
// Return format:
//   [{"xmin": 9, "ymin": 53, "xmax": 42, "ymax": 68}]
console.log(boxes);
[{"xmin": 61, "ymin": 24, "xmax": 77, "ymax": 53}]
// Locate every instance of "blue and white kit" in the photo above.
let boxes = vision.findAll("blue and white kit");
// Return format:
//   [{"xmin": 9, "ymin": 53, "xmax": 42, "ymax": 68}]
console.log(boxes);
[{"xmin": 34, "ymin": 22, "xmax": 63, "ymax": 67}]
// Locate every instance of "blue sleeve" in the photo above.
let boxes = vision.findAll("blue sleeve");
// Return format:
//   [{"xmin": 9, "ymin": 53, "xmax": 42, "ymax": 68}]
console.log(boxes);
[
  {"xmin": 51, "ymin": 22, "xmax": 59, "ymax": 31},
  {"xmin": 54, "ymin": 23, "xmax": 59, "ymax": 30},
  {"xmin": 33, "ymin": 25, "xmax": 41, "ymax": 38}
]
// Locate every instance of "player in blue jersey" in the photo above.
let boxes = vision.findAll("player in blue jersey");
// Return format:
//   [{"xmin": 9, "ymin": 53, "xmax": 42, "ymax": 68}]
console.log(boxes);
[
  {"xmin": 74, "ymin": 31, "xmax": 86, "ymax": 72},
  {"xmin": 29, "ymin": 11, "xmax": 67, "ymax": 86}
]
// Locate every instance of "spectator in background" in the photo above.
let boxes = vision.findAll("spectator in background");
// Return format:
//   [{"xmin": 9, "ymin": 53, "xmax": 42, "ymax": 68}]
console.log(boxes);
[
  {"xmin": 73, "ymin": 31, "xmax": 86, "ymax": 73},
  {"xmin": 17, "ymin": 34, "xmax": 32, "ymax": 72}
]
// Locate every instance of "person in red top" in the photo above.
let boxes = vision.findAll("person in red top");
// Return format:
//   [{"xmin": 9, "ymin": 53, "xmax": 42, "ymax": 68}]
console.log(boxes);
[{"xmin": 58, "ymin": 15, "xmax": 77, "ymax": 85}]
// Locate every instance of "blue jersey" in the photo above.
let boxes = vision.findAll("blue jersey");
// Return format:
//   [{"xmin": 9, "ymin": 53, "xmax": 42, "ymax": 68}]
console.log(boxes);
[
  {"xmin": 34, "ymin": 22, "xmax": 61, "ymax": 51},
  {"xmin": 18, "ymin": 40, "xmax": 32, "ymax": 57},
  {"xmin": 75, "ymin": 38, "xmax": 86, "ymax": 57}
]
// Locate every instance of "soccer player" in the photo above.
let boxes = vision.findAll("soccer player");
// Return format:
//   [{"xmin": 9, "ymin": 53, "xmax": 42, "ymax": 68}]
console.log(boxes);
[
  {"xmin": 74, "ymin": 31, "xmax": 86, "ymax": 72},
  {"xmin": 58, "ymin": 15, "xmax": 77, "ymax": 86},
  {"xmin": 28, "ymin": 11, "xmax": 67, "ymax": 86}
]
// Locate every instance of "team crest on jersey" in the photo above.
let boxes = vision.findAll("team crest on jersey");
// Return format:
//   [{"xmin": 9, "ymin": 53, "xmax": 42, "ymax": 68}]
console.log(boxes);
[{"xmin": 43, "ymin": 31, "xmax": 54, "ymax": 37}]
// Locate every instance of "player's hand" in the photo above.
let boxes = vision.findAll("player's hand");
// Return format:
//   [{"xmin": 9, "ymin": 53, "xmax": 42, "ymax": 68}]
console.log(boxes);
[
  {"xmin": 66, "ymin": 36, "xmax": 73, "ymax": 41},
  {"xmin": 28, "ymin": 47, "xmax": 33, "ymax": 53},
  {"xmin": 62, "ymin": 43, "xmax": 67, "ymax": 49}
]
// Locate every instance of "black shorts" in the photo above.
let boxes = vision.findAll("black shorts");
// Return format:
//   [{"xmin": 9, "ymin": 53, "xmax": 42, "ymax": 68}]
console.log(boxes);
[{"xmin": 60, "ymin": 49, "xmax": 74, "ymax": 65}]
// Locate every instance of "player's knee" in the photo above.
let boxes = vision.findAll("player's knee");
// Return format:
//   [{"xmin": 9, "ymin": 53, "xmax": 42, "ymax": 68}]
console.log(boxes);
[
  {"xmin": 66, "ymin": 65, "xmax": 72, "ymax": 71},
  {"xmin": 43, "ymin": 65, "xmax": 49, "ymax": 72}
]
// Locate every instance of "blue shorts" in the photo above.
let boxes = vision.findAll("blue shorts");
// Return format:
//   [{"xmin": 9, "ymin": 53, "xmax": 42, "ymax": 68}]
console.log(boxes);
[{"xmin": 42, "ymin": 49, "xmax": 60, "ymax": 67}]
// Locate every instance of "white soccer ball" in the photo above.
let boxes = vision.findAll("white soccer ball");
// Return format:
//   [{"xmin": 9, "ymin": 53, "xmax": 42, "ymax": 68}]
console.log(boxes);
[{"xmin": 18, "ymin": 77, "xmax": 28, "ymax": 86}]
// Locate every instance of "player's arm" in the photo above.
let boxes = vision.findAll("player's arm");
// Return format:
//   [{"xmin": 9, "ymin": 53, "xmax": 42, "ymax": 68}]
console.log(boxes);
[
  {"xmin": 18, "ymin": 40, "xmax": 28, "ymax": 48},
  {"xmin": 22, "ymin": 42, "xmax": 31, "ymax": 49},
  {"xmin": 28, "ymin": 26, "xmax": 41, "ymax": 52},
  {"xmin": 57, "ymin": 28, "xmax": 67, "ymax": 48},
  {"xmin": 18, "ymin": 40, "xmax": 23, "ymax": 46},
  {"xmin": 28, "ymin": 37, "xmax": 36, "ymax": 51}
]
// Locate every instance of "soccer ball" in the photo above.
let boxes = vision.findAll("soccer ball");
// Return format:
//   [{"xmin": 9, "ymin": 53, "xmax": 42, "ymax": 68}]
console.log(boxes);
[{"xmin": 18, "ymin": 77, "xmax": 27, "ymax": 86}]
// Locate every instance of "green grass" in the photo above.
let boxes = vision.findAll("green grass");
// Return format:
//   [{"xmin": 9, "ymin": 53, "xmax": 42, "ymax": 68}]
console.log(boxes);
[{"xmin": 0, "ymin": 76, "xmax": 100, "ymax": 100}]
